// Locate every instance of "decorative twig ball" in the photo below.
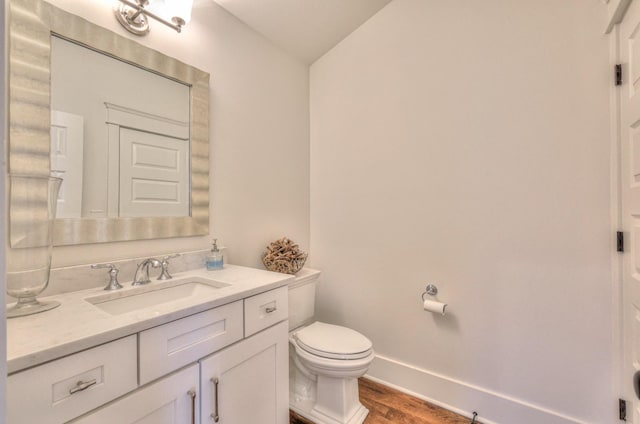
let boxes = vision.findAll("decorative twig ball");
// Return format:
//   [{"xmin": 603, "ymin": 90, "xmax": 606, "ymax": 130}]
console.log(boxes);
[{"xmin": 262, "ymin": 237, "xmax": 307, "ymax": 274}]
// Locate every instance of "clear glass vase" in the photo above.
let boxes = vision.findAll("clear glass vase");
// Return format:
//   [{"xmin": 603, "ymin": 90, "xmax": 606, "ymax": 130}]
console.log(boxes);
[{"xmin": 7, "ymin": 174, "xmax": 62, "ymax": 318}]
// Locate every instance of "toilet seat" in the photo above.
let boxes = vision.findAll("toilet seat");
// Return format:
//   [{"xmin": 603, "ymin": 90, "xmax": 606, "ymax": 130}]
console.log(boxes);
[{"xmin": 294, "ymin": 322, "xmax": 373, "ymax": 360}]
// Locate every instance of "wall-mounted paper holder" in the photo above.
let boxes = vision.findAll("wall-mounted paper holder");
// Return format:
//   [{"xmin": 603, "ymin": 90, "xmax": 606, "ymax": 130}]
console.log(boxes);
[
  {"xmin": 421, "ymin": 284, "xmax": 438, "ymax": 300},
  {"xmin": 421, "ymin": 284, "xmax": 447, "ymax": 315}
]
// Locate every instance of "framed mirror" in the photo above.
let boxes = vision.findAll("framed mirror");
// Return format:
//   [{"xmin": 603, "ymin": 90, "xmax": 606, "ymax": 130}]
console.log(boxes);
[{"xmin": 8, "ymin": 0, "xmax": 210, "ymax": 246}]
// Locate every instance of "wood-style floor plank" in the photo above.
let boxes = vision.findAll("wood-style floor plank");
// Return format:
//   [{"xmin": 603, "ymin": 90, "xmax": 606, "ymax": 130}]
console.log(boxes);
[{"xmin": 290, "ymin": 378, "xmax": 478, "ymax": 424}]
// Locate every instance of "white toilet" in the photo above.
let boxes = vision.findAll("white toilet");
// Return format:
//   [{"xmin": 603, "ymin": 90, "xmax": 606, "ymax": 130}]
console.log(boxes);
[{"xmin": 288, "ymin": 269, "xmax": 374, "ymax": 424}]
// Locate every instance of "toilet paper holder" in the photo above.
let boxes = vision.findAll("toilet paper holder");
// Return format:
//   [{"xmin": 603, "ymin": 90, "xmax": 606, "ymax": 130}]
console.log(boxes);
[{"xmin": 421, "ymin": 284, "xmax": 438, "ymax": 300}]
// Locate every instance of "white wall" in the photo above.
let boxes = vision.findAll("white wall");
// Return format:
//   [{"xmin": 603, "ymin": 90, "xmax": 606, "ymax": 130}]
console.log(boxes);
[
  {"xmin": 44, "ymin": 0, "xmax": 310, "ymax": 270},
  {"xmin": 310, "ymin": 1, "xmax": 612, "ymax": 423}
]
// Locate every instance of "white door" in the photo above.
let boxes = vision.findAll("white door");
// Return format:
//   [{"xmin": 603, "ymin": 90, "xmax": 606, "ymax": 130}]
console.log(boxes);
[
  {"xmin": 621, "ymin": 1, "xmax": 640, "ymax": 421},
  {"xmin": 50, "ymin": 110, "xmax": 84, "ymax": 218},
  {"xmin": 70, "ymin": 364, "xmax": 199, "ymax": 424},
  {"xmin": 119, "ymin": 127, "xmax": 189, "ymax": 217},
  {"xmin": 200, "ymin": 321, "xmax": 289, "ymax": 424}
]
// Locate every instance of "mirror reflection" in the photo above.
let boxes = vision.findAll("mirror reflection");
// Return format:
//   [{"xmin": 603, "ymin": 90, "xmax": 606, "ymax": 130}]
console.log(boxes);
[
  {"xmin": 50, "ymin": 35, "xmax": 191, "ymax": 219},
  {"xmin": 8, "ymin": 0, "xmax": 209, "ymax": 246}
]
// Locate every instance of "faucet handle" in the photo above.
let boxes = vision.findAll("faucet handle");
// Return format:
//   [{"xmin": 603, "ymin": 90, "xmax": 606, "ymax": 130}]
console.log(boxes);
[
  {"xmin": 161, "ymin": 253, "xmax": 181, "ymax": 262},
  {"xmin": 90, "ymin": 263, "xmax": 123, "ymax": 291},
  {"xmin": 158, "ymin": 253, "xmax": 181, "ymax": 280}
]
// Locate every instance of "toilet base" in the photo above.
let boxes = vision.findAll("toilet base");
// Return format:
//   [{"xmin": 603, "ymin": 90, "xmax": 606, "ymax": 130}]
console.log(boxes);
[
  {"xmin": 290, "ymin": 373, "xmax": 369, "ymax": 424},
  {"xmin": 291, "ymin": 399, "xmax": 369, "ymax": 424}
]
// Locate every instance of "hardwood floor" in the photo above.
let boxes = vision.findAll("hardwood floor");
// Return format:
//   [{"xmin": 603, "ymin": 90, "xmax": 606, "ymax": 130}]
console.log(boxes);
[{"xmin": 290, "ymin": 378, "xmax": 478, "ymax": 424}]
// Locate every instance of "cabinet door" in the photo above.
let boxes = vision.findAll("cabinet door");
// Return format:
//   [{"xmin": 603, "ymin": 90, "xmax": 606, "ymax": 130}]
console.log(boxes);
[
  {"xmin": 200, "ymin": 321, "xmax": 289, "ymax": 424},
  {"xmin": 71, "ymin": 364, "xmax": 199, "ymax": 424}
]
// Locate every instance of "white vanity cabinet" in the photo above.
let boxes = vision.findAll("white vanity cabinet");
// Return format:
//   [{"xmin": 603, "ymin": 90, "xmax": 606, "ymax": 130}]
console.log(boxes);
[
  {"xmin": 71, "ymin": 364, "xmax": 200, "ymax": 424},
  {"xmin": 7, "ymin": 285, "xmax": 290, "ymax": 424},
  {"xmin": 200, "ymin": 321, "xmax": 289, "ymax": 424}
]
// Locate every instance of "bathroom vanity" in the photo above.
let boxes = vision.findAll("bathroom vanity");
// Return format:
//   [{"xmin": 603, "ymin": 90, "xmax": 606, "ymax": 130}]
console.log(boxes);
[{"xmin": 6, "ymin": 265, "xmax": 292, "ymax": 424}]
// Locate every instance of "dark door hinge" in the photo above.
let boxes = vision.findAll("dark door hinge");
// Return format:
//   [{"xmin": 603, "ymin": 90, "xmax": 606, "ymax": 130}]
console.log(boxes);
[
  {"xmin": 620, "ymin": 398, "xmax": 627, "ymax": 421},
  {"xmin": 618, "ymin": 231, "xmax": 625, "ymax": 253},
  {"xmin": 617, "ymin": 64, "xmax": 623, "ymax": 86}
]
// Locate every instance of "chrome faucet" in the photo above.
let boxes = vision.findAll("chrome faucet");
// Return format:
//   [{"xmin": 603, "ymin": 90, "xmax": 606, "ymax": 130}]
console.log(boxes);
[{"xmin": 132, "ymin": 258, "xmax": 161, "ymax": 286}]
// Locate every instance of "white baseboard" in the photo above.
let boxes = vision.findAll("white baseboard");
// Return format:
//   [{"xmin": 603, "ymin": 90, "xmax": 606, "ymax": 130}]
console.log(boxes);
[{"xmin": 366, "ymin": 355, "xmax": 586, "ymax": 424}]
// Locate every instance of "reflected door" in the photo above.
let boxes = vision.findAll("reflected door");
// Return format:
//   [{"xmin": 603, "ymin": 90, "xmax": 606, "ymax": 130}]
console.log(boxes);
[
  {"xmin": 50, "ymin": 110, "xmax": 84, "ymax": 218},
  {"xmin": 119, "ymin": 128, "xmax": 189, "ymax": 217}
]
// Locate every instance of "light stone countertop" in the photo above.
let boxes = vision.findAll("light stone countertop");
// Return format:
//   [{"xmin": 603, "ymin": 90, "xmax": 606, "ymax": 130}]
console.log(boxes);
[{"xmin": 7, "ymin": 264, "xmax": 294, "ymax": 374}]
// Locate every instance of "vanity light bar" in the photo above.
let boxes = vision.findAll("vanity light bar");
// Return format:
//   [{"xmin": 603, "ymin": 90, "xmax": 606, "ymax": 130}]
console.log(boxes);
[{"xmin": 115, "ymin": 0, "xmax": 186, "ymax": 35}]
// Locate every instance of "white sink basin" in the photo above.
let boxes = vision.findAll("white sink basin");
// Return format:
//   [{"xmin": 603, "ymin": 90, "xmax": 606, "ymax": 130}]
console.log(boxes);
[{"xmin": 86, "ymin": 277, "xmax": 230, "ymax": 316}]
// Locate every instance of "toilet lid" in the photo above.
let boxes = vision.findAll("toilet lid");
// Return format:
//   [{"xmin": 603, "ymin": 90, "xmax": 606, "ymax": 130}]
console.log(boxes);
[{"xmin": 294, "ymin": 322, "xmax": 373, "ymax": 360}]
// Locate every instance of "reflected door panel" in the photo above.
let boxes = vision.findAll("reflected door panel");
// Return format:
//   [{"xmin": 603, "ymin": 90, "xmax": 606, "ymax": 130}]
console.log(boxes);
[
  {"xmin": 50, "ymin": 110, "xmax": 84, "ymax": 218},
  {"xmin": 119, "ymin": 128, "xmax": 189, "ymax": 217}
]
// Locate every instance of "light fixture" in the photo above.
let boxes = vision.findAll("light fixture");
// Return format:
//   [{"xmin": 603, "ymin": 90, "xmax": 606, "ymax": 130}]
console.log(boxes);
[{"xmin": 114, "ymin": 0, "xmax": 194, "ymax": 35}]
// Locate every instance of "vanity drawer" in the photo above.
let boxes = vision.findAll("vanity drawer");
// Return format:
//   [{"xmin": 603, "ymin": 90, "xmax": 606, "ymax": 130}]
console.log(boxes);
[
  {"xmin": 139, "ymin": 300, "xmax": 243, "ymax": 385},
  {"xmin": 244, "ymin": 286, "xmax": 288, "ymax": 337},
  {"xmin": 7, "ymin": 335, "xmax": 137, "ymax": 424}
]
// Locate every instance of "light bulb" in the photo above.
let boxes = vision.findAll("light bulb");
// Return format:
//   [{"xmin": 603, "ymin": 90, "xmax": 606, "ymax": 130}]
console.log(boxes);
[{"xmin": 165, "ymin": 0, "xmax": 193, "ymax": 26}]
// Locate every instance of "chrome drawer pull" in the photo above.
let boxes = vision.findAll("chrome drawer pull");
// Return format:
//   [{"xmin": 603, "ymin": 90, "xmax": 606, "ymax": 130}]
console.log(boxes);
[
  {"xmin": 69, "ymin": 378, "xmax": 97, "ymax": 395},
  {"xmin": 188, "ymin": 389, "xmax": 196, "ymax": 424},
  {"xmin": 211, "ymin": 377, "xmax": 220, "ymax": 422},
  {"xmin": 265, "ymin": 306, "xmax": 277, "ymax": 313}
]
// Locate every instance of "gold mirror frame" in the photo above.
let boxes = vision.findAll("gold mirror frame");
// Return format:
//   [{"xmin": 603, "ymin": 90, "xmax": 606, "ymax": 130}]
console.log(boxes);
[{"xmin": 8, "ymin": 0, "xmax": 210, "ymax": 246}]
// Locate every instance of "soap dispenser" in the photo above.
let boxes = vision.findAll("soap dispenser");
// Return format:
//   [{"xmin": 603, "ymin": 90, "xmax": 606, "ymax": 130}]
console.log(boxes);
[{"xmin": 206, "ymin": 239, "xmax": 224, "ymax": 270}]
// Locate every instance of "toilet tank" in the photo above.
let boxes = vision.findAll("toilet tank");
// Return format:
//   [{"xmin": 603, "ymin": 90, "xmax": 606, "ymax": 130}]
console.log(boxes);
[{"xmin": 288, "ymin": 268, "xmax": 321, "ymax": 330}]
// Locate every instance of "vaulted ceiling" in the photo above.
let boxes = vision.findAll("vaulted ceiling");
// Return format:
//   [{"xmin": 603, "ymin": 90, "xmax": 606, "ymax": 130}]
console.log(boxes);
[{"xmin": 211, "ymin": 0, "xmax": 393, "ymax": 64}]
